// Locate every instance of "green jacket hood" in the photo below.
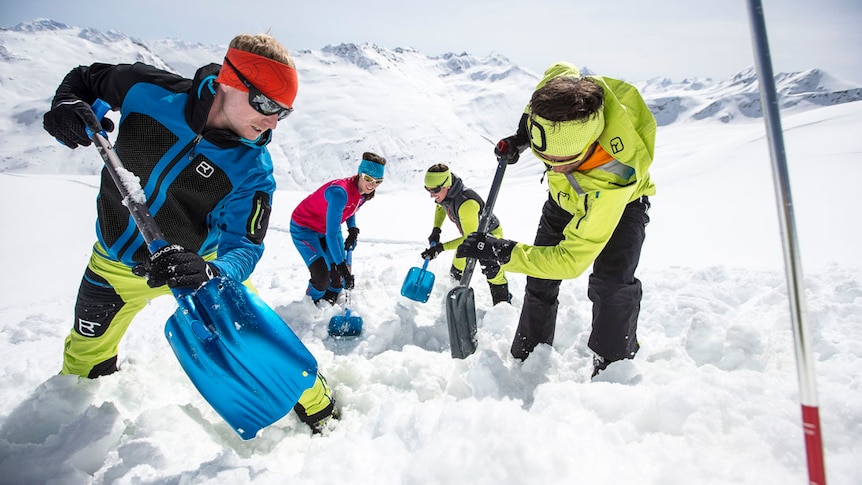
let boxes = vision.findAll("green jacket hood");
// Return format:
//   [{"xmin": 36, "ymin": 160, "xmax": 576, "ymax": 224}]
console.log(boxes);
[{"xmin": 530, "ymin": 62, "xmax": 656, "ymax": 181}]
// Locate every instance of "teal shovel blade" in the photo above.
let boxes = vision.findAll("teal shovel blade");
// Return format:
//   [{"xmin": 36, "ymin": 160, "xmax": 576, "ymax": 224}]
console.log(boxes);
[
  {"xmin": 400, "ymin": 259, "xmax": 435, "ymax": 303},
  {"xmin": 328, "ymin": 308, "xmax": 363, "ymax": 337},
  {"xmin": 164, "ymin": 276, "xmax": 318, "ymax": 440}
]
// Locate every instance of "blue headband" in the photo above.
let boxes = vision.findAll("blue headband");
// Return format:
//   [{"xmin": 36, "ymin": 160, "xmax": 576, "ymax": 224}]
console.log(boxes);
[{"xmin": 358, "ymin": 159, "xmax": 385, "ymax": 179}]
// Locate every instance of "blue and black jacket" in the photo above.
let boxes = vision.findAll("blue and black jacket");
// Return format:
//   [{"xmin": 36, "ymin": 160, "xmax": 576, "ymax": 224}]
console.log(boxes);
[{"xmin": 51, "ymin": 62, "xmax": 275, "ymax": 282}]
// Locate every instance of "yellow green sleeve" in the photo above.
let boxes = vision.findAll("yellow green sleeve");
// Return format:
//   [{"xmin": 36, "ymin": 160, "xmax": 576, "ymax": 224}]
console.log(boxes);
[
  {"xmin": 441, "ymin": 199, "xmax": 481, "ymax": 251},
  {"xmin": 433, "ymin": 205, "xmax": 446, "ymax": 228},
  {"xmin": 503, "ymin": 187, "xmax": 633, "ymax": 279}
]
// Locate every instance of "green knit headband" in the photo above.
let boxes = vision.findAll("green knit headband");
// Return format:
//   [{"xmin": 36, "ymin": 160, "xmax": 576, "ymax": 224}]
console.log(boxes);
[
  {"xmin": 424, "ymin": 169, "xmax": 451, "ymax": 188},
  {"xmin": 528, "ymin": 110, "xmax": 605, "ymax": 164}
]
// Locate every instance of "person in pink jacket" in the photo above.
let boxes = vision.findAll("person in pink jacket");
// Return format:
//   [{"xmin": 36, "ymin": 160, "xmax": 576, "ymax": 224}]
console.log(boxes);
[{"xmin": 290, "ymin": 152, "xmax": 386, "ymax": 304}]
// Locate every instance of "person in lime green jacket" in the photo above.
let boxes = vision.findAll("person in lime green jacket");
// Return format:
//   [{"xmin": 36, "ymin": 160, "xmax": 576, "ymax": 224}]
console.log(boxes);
[
  {"xmin": 420, "ymin": 163, "xmax": 510, "ymax": 305},
  {"xmin": 457, "ymin": 62, "xmax": 656, "ymax": 377}
]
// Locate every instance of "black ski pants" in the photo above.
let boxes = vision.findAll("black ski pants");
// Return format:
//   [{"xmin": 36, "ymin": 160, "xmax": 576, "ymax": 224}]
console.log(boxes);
[{"xmin": 510, "ymin": 195, "xmax": 650, "ymax": 362}]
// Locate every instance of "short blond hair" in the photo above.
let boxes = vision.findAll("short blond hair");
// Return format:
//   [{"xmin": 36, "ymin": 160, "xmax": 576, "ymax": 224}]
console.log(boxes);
[{"xmin": 229, "ymin": 33, "xmax": 295, "ymax": 68}]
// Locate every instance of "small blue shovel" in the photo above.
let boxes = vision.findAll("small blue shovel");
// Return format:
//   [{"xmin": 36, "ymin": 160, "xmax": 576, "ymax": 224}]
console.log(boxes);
[
  {"xmin": 328, "ymin": 290, "xmax": 363, "ymax": 337},
  {"xmin": 400, "ymin": 248, "xmax": 436, "ymax": 303},
  {"xmin": 328, "ymin": 251, "xmax": 363, "ymax": 337}
]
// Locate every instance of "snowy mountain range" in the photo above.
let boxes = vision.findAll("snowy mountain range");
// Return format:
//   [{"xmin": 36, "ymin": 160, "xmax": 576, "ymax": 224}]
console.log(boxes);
[{"xmin": 2, "ymin": 18, "xmax": 860, "ymax": 189}]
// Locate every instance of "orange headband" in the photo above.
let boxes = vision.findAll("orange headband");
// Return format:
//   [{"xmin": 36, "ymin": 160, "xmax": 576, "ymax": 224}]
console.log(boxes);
[{"xmin": 216, "ymin": 47, "xmax": 298, "ymax": 108}]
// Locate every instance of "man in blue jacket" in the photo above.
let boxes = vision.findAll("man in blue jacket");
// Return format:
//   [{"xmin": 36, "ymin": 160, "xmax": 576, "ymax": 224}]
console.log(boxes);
[{"xmin": 42, "ymin": 33, "xmax": 336, "ymax": 433}]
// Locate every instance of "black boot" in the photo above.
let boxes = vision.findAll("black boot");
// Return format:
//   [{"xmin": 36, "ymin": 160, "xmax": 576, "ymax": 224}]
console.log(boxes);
[
  {"xmin": 489, "ymin": 283, "xmax": 511, "ymax": 305},
  {"xmin": 314, "ymin": 290, "xmax": 339, "ymax": 306},
  {"xmin": 591, "ymin": 354, "xmax": 610, "ymax": 378}
]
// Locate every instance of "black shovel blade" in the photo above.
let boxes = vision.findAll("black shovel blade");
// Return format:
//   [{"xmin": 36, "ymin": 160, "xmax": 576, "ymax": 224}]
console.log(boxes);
[{"xmin": 445, "ymin": 285, "xmax": 477, "ymax": 359}]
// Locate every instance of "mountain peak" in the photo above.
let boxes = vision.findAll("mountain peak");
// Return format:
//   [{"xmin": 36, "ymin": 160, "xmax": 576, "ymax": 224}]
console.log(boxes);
[
  {"xmin": 11, "ymin": 18, "xmax": 71, "ymax": 32},
  {"xmin": 321, "ymin": 42, "xmax": 403, "ymax": 70}
]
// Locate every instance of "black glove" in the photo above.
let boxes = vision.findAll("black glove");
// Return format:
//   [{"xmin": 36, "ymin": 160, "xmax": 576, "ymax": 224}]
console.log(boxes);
[
  {"xmin": 421, "ymin": 243, "xmax": 444, "ymax": 261},
  {"xmin": 336, "ymin": 261, "xmax": 355, "ymax": 290},
  {"xmin": 494, "ymin": 134, "xmax": 528, "ymax": 165},
  {"xmin": 455, "ymin": 233, "xmax": 516, "ymax": 265},
  {"xmin": 132, "ymin": 244, "xmax": 218, "ymax": 289},
  {"xmin": 43, "ymin": 99, "xmax": 114, "ymax": 149},
  {"xmin": 344, "ymin": 226, "xmax": 360, "ymax": 251},
  {"xmin": 428, "ymin": 227, "xmax": 441, "ymax": 246}
]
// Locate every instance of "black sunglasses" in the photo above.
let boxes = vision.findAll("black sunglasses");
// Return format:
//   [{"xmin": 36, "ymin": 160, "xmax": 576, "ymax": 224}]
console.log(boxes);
[
  {"xmin": 223, "ymin": 57, "xmax": 293, "ymax": 120},
  {"xmin": 425, "ymin": 184, "xmax": 445, "ymax": 194}
]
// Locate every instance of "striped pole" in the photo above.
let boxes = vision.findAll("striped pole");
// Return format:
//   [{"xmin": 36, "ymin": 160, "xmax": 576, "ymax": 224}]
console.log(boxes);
[{"xmin": 745, "ymin": 1, "xmax": 826, "ymax": 483}]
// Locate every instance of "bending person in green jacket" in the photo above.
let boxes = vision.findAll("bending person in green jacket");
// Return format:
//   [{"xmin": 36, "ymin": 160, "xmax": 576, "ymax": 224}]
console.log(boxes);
[
  {"xmin": 457, "ymin": 62, "xmax": 656, "ymax": 377},
  {"xmin": 420, "ymin": 164, "xmax": 510, "ymax": 305}
]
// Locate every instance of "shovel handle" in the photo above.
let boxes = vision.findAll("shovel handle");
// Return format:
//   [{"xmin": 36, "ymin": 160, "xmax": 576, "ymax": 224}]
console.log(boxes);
[
  {"xmin": 458, "ymin": 156, "xmax": 508, "ymax": 287},
  {"xmin": 88, "ymin": 100, "xmax": 167, "ymax": 250},
  {"xmin": 85, "ymin": 99, "xmax": 111, "ymax": 139},
  {"xmin": 420, "ymin": 241, "xmax": 435, "ymax": 271}
]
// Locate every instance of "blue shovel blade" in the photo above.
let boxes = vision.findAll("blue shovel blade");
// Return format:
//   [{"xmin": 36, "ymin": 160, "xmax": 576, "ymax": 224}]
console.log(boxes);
[
  {"xmin": 400, "ymin": 265, "xmax": 435, "ymax": 303},
  {"xmin": 329, "ymin": 308, "xmax": 363, "ymax": 337},
  {"xmin": 164, "ymin": 276, "xmax": 318, "ymax": 440}
]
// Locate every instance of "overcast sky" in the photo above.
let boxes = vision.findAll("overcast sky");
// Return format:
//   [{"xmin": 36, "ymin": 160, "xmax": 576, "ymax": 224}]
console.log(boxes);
[{"xmin": 3, "ymin": 0, "xmax": 861, "ymax": 83}]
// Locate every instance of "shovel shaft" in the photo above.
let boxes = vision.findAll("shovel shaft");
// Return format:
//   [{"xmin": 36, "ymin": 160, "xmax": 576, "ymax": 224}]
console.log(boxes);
[
  {"xmin": 92, "ymin": 133, "xmax": 166, "ymax": 248},
  {"xmin": 458, "ymin": 156, "xmax": 508, "ymax": 288},
  {"xmin": 446, "ymin": 155, "xmax": 509, "ymax": 358},
  {"xmin": 87, "ymin": 100, "xmax": 166, "ymax": 250}
]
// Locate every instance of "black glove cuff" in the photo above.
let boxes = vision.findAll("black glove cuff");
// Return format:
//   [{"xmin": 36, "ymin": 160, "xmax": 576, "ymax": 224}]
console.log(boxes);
[{"xmin": 497, "ymin": 240, "xmax": 516, "ymax": 265}]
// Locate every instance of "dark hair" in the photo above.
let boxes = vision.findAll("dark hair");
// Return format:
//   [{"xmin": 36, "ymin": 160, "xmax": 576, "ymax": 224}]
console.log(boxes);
[
  {"xmin": 530, "ymin": 76, "xmax": 604, "ymax": 123},
  {"xmin": 355, "ymin": 151, "xmax": 386, "ymax": 200},
  {"xmin": 427, "ymin": 163, "xmax": 448, "ymax": 172},
  {"xmin": 363, "ymin": 151, "xmax": 386, "ymax": 166}
]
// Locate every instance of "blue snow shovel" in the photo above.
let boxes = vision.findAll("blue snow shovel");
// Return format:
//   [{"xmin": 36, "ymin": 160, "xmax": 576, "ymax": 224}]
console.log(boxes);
[
  {"xmin": 86, "ymin": 99, "xmax": 317, "ymax": 440},
  {"xmin": 400, "ymin": 246, "xmax": 436, "ymax": 303},
  {"xmin": 328, "ymin": 250, "xmax": 363, "ymax": 337},
  {"xmin": 328, "ymin": 291, "xmax": 363, "ymax": 337}
]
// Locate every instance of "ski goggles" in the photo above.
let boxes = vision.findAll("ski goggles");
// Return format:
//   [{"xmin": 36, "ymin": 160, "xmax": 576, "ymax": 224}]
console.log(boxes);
[
  {"xmin": 534, "ymin": 141, "xmax": 598, "ymax": 166},
  {"xmin": 223, "ymin": 57, "xmax": 293, "ymax": 120},
  {"xmin": 362, "ymin": 173, "xmax": 384, "ymax": 185}
]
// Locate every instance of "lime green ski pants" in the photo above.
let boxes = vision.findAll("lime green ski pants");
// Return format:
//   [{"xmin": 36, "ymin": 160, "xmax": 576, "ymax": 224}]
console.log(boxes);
[{"xmin": 63, "ymin": 246, "xmax": 331, "ymax": 418}]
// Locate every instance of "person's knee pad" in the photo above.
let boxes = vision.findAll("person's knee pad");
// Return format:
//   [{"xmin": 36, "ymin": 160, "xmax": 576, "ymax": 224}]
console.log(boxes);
[
  {"xmin": 74, "ymin": 272, "xmax": 125, "ymax": 339},
  {"xmin": 308, "ymin": 258, "xmax": 330, "ymax": 292}
]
